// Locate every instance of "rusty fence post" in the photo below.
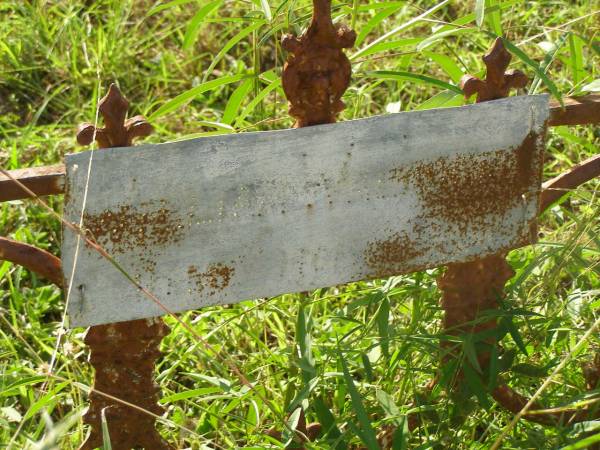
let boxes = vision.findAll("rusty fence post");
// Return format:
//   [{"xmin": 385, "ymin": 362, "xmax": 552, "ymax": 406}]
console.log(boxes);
[
  {"xmin": 267, "ymin": 0, "xmax": 355, "ymax": 447},
  {"xmin": 76, "ymin": 84, "xmax": 173, "ymax": 450},
  {"xmin": 438, "ymin": 38, "xmax": 599, "ymax": 426}
]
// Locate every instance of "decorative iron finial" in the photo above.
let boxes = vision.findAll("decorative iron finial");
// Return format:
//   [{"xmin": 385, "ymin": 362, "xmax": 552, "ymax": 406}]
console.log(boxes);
[
  {"xmin": 76, "ymin": 84, "xmax": 171, "ymax": 450},
  {"xmin": 281, "ymin": 0, "xmax": 356, "ymax": 128},
  {"xmin": 77, "ymin": 84, "xmax": 153, "ymax": 148},
  {"xmin": 460, "ymin": 38, "xmax": 528, "ymax": 103}
]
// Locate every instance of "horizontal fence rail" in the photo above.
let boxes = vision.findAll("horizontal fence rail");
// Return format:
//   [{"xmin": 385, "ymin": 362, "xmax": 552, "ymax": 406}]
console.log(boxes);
[{"xmin": 1, "ymin": 96, "xmax": 598, "ymax": 204}]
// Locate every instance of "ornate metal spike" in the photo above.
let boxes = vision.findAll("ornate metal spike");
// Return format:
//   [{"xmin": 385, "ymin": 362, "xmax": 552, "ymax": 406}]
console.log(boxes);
[
  {"xmin": 76, "ymin": 86, "xmax": 171, "ymax": 450},
  {"xmin": 76, "ymin": 84, "xmax": 153, "ymax": 148},
  {"xmin": 460, "ymin": 38, "xmax": 529, "ymax": 102},
  {"xmin": 281, "ymin": 0, "xmax": 356, "ymax": 128}
]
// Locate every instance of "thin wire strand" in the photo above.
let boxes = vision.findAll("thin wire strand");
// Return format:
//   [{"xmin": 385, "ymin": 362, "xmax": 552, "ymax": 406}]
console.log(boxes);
[{"xmin": 44, "ymin": 74, "xmax": 102, "ymax": 387}]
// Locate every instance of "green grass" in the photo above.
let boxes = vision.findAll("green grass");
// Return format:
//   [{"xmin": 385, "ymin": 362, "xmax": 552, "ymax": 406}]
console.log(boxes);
[{"xmin": 1, "ymin": 0, "xmax": 599, "ymax": 448}]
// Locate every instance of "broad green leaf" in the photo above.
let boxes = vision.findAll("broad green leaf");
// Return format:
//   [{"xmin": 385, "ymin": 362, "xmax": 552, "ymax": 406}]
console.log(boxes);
[
  {"xmin": 150, "ymin": 73, "xmax": 251, "ymax": 119},
  {"xmin": 223, "ymin": 78, "xmax": 253, "ymax": 125},
  {"xmin": 501, "ymin": 316, "xmax": 528, "ymax": 356},
  {"xmin": 415, "ymin": 90, "xmax": 463, "ymax": 110},
  {"xmin": 183, "ymin": 0, "xmax": 223, "ymax": 51},
  {"xmin": 376, "ymin": 389, "xmax": 401, "ymax": 419},
  {"xmin": 287, "ymin": 378, "xmax": 319, "ymax": 414},
  {"xmin": 422, "ymin": 51, "xmax": 464, "ymax": 83},
  {"xmin": 356, "ymin": 6, "xmax": 402, "ymax": 47},
  {"xmin": 367, "ymin": 70, "xmax": 462, "ymax": 94},
  {"xmin": 568, "ymin": 33, "xmax": 585, "ymax": 86},
  {"xmin": 1, "ymin": 376, "xmax": 46, "ymax": 397},
  {"xmin": 376, "ymin": 297, "xmax": 390, "ymax": 358},
  {"xmin": 475, "ymin": 0, "xmax": 485, "ymax": 27},
  {"xmin": 463, "ymin": 337, "xmax": 482, "ymax": 374},
  {"xmin": 23, "ymin": 381, "xmax": 69, "ymax": 420},
  {"xmin": 582, "ymin": 79, "xmax": 600, "ymax": 92},
  {"xmin": 462, "ymin": 362, "xmax": 491, "ymax": 409},
  {"xmin": 486, "ymin": 0, "xmax": 502, "ymax": 35},
  {"xmin": 392, "ymin": 416, "xmax": 409, "ymax": 450}
]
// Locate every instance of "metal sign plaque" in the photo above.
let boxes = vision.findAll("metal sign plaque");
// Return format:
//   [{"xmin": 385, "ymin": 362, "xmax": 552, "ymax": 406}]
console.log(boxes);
[{"xmin": 63, "ymin": 95, "xmax": 549, "ymax": 327}]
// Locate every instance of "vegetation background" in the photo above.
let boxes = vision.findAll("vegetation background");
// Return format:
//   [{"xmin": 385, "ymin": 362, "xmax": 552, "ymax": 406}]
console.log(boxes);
[{"xmin": 0, "ymin": 0, "xmax": 598, "ymax": 448}]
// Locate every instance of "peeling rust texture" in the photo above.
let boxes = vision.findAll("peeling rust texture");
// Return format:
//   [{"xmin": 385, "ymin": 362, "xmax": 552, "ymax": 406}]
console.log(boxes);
[
  {"xmin": 0, "ymin": 164, "xmax": 65, "ymax": 202},
  {"xmin": 364, "ymin": 129, "xmax": 545, "ymax": 279},
  {"xmin": 75, "ymin": 84, "xmax": 173, "ymax": 450},
  {"xmin": 364, "ymin": 231, "xmax": 423, "ymax": 279},
  {"xmin": 187, "ymin": 263, "xmax": 235, "ymax": 295},
  {"xmin": 281, "ymin": 0, "xmax": 356, "ymax": 128},
  {"xmin": 388, "ymin": 133, "xmax": 543, "ymax": 231},
  {"xmin": 83, "ymin": 203, "xmax": 185, "ymax": 255},
  {"xmin": 0, "ymin": 237, "xmax": 63, "ymax": 286},
  {"xmin": 81, "ymin": 318, "xmax": 172, "ymax": 450}
]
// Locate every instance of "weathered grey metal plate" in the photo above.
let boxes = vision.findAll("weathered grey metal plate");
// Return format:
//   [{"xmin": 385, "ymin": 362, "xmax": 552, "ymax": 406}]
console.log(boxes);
[{"xmin": 63, "ymin": 95, "xmax": 549, "ymax": 327}]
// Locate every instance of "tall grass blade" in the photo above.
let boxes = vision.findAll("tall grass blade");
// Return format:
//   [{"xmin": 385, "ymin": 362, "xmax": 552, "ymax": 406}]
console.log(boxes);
[
  {"xmin": 182, "ymin": 0, "xmax": 223, "ymax": 51},
  {"xmin": 101, "ymin": 407, "xmax": 113, "ymax": 450},
  {"xmin": 367, "ymin": 70, "xmax": 462, "ymax": 93},
  {"xmin": 202, "ymin": 20, "xmax": 266, "ymax": 82},
  {"xmin": 475, "ymin": 0, "xmax": 485, "ymax": 27},
  {"xmin": 150, "ymin": 73, "xmax": 251, "ymax": 119},
  {"xmin": 497, "ymin": 35, "xmax": 563, "ymax": 105},
  {"xmin": 339, "ymin": 350, "xmax": 380, "ymax": 450},
  {"xmin": 352, "ymin": 0, "xmax": 450, "ymax": 60}
]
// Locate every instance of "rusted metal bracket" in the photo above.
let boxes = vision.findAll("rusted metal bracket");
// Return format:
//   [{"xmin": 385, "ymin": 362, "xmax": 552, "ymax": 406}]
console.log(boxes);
[
  {"xmin": 539, "ymin": 153, "xmax": 600, "ymax": 211},
  {"xmin": 0, "ymin": 164, "xmax": 65, "ymax": 203},
  {"xmin": 549, "ymin": 94, "xmax": 600, "ymax": 126},
  {"xmin": 0, "ymin": 237, "xmax": 63, "ymax": 286},
  {"xmin": 74, "ymin": 84, "xmax": 172, "ymax": 450}
]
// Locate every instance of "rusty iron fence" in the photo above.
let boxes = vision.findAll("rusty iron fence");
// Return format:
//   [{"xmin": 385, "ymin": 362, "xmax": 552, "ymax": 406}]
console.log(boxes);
[{"xmin": 1, "ymin": 1, "xmax": 599, "ymax": 448}]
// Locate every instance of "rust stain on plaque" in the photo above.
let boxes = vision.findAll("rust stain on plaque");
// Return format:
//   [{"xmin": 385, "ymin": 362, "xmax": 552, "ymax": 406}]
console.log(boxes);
[
  {"xmin": 364, "ymin": 232, "xmax": 424, "ymax": 278},
  {"xmin": 389, "ymin": 133, "xmax": 542, "ymax": 233},
  {"xmin": 83, "ymin": 204, "xmax": 185, "ymax": 254},
  {"xmin": 188, "ymin": 263, "xmax": 235, "ymax": 296}
]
